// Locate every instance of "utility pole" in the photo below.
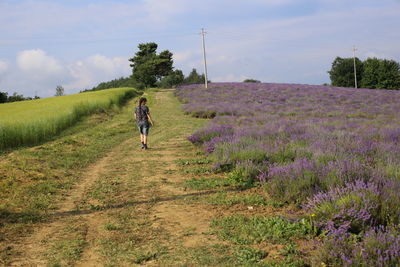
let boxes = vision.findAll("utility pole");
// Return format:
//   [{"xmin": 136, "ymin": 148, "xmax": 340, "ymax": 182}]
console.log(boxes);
[
  {"xmin": 201, "ymin": 28, "xmax": 208, "ymax": 88},
  {"xmin": 352, "ymin": 46, "xmax": 358, "ymax": 88}
]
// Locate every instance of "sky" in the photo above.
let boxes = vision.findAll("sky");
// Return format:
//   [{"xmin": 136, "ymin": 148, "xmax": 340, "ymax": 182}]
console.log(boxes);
[{"xmin": 0, "ymin": 0, "xmax": 399, "ymax": 97}]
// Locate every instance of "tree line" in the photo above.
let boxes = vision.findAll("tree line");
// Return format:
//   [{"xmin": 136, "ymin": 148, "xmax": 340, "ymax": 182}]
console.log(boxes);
[
  {"xmin": 85, "ymin": 68, "xmax": 205, "ymax": 92},
  {"xmin": 86, "ymin": 42, "xmax": 207, "ymax": 92},
  {"xmin": 0, "ymin": 92, "xmax": 40, "ymax": 103},
  {"xmin": 1, "ymin": 85, "xmax": 63, "ymax": 103},
  {"xmin": 329, "ymin": 57, "xmax": 400, "ymax": 90}
]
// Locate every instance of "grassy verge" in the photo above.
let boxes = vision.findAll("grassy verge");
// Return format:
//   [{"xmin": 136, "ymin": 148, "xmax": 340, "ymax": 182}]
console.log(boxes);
[
  {"xmin": 209, "ymin": 215, "xmax": 315, "ymax": 266},
  {"xmin": 208, "ymin": 191, "xmax": 284, "ymax": 208},
  {"xmin": 44, "ymin": 219, "xmax": 88, "ymax": 266}
]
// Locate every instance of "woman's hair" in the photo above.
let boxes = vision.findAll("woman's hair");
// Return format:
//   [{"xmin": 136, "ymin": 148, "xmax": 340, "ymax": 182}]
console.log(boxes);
[{"xmin": 138, "ymin": 97, "xmax": 147, "ymax": 120}]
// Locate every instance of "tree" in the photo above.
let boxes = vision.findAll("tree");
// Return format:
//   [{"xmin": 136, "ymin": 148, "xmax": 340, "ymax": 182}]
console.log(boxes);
[
  {"xmin": 55, "ymin": 85, "xmax": 64, "ymax": 96},
  {"xmin": 85, "ymin": 76, "xmax": 138, "ymax": 92},
  {"xmin": 0, "ymin": 91, "xmax": 8, "ymax": 103},
  {"xmin": 362, "ymin": 58, "xmax": 400, "ymax": 90},
  {"xmin": 378, "ymin": 59, "xmax": 400, "ymax": 89},
  {"xmin": 243, "ymin": 79, "xmax": 261, "ymax": 83},
  {"xmin": 183, "ymin": 68, "xmax": 205, "ymax": 84},
  {"xmin": 156, "ymin": 50, "xmax": 174, "ymax": 79},
  {"xmin": 7, "ymin": 92, "xmax": 25, "ymax": 102},
  {"xmin": 361, "ymin": 58, "xmax": 380, "ymax": 89},
  {"xmin": 328, "ymin": 57, "xmax": 363, "ymax": 87},
  {"xmin": 0, "ymin": 91, "xmax": 39, "ymax": 103},
  {"xmin": 129, "ymin": 42, "xmax": 174, "ymax": 88},
  {"xmin": 157, "ymin": 69, "xmax": 185, "ymax": 88}
]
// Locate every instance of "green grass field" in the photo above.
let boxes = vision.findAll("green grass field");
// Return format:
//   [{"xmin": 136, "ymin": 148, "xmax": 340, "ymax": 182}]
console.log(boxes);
[{"xmin": 0, "ymin": 87, "xmax": 139, "ymax": 150}]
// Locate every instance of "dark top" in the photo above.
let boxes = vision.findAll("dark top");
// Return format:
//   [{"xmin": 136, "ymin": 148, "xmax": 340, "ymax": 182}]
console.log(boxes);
[{"xmin": 135, "ymin": 105, "xmax": 150, "ymax": 127}]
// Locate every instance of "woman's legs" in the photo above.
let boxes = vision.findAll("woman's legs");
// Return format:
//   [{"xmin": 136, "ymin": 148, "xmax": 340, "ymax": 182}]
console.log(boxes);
[
  {"xmin": 138, "ymin": 125, "xmax": 149, "ymax": 149},
  {"xmin": 143, "ymin": 135, "xmax": 147, "ymax": 145},
  {"xmin": 142, "ymin": 127, "xmax": 149, "ymax": 149}
]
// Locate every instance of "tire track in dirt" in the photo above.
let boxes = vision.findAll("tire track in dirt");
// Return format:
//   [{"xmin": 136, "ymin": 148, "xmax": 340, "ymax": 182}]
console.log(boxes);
[
  {"xmin": 76, "ymin": 90, "xmax": 218, "ymax": 265},
  {"xmin": 142, "ymin": 93, "xmax": 220, "ymax": 250},
  {"xmin": 9, "ymin": 138, "xmax": 133, "ymax": 267}
]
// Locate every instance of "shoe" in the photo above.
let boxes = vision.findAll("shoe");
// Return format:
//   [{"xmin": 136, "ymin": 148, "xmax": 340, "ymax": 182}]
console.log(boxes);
[
  {"xmin": 144, "ymin": 144, "xmax": 148, "ymax": 150},
  {"xmin": 141, "ymin": 142, "xmax": 145, "ymax": 149}
]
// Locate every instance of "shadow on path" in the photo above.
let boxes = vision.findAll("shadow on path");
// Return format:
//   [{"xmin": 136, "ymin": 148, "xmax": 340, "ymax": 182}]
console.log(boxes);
[
  {"xmin": 1, "ymin": 187, "xmax": 245, "ymax": 225},
  {"xmin": 53, "ymin": 187, "xmax": 245, "ymax": 218}
]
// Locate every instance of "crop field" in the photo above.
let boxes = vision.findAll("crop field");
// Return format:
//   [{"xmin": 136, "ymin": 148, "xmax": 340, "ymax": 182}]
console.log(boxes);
[
  {"xmin": 0, "ymin": 87, "xmax": 138, "ymax": 150},
  {"xmin": 2, "ymin": 85, "xmax": 399, "ymax": 266},
  {"xmin": 176, "ymin": 82, "xmax": 400, "ymax": 266}
]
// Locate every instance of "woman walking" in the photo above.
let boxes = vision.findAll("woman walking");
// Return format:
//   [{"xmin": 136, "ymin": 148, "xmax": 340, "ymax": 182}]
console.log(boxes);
[{"xmin": 134, "ymin": 97, "xmax": 154, "ymax": 150}]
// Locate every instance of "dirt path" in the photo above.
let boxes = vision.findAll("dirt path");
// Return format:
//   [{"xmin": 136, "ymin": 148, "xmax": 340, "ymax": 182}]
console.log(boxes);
[
  {"xmin": 9, "ymin": 138, "xmax": 132, "ymax": 266},
  {"xmin": 10, "ymin": 89, "xmax": 217, "ymax": 266}
]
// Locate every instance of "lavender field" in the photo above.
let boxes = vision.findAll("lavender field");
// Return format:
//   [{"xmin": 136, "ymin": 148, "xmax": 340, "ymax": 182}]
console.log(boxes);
[{"xmin": 176, "ymin": 82, "xmax": 400, "ymax": 266}]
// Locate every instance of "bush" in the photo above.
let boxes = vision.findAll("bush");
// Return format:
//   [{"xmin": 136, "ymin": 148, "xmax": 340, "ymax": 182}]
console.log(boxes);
[
  {"xmin": 243, "ymin": 79, "xmax": 261, "ymax": 83},
  {"xmin": 228, "ymin": 164, "xmax": 256, "ymax": 188},
  {"xmin": 315, "ymin": 227, "xmax": 400, "ymax": 267},
  {"xmin": 265, "ymin": 158, "xmax": 325, "ymax": 205},
  {"xmin": 157, "ymin": 69, "xmax": 184, "ymax": 88},
  {"xmin": 378, "ymin": 180, "xmax": 400, "ymax": 226},
  {"xmin": 304, "ymin": 179, "xmax": 381, "ymax": 234},
  {"xmin": 188, "ymin": 125, "xmax": 234, "ymax": 145}
]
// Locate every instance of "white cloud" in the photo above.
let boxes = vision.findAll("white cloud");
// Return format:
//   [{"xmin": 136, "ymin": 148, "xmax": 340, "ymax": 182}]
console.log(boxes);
[
  {"xmin": 172, "ymin": 50, "xmax": 204, "ymax": 75},
  {"xmin": 0, "ymin": 61, "xmax": 8, "ymax": 74},
  {"xmin": 16, "ymin": 49, "xmax": 64, "ymax": 78},
  {"xmin": 86, "ymin": 55, "xmax": 130, "ymax": 76},
  {"xmin": 230, "ymin": 0, "xmax": 297, "ymax": 6},
  {"xmin": 9, "ymin": 49, "xmax": 71, "ymax": 96},
  {"xmin": 0, "ymin": 51, "xmax": 131, "ymax": 96},
  {"xmin": 142, "ymin": 0, "xmax": 188, "ymax": 24},
  {"xmin": 213, "ymin": 74, "xmax": 249, "ymax": 82},
  {"xmin": 65, "ymin": 55, "xmax": 131, "ymax": 92},
  {"xmin": 173, "ymin": 51, "xmax": 195, "ymax": 63},
  {"xmin": 363, "ymin": 51, "xmax": 389, "ymax": 60},
  {"xmin": 0, "ymin": 0, "xmax": 187, "ymax": 40}
]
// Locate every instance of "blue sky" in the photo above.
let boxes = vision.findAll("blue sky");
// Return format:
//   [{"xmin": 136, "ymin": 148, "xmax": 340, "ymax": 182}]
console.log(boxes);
[{"xmin": 0, "ymin": 0, "xmax": 399, "ymax": 97}]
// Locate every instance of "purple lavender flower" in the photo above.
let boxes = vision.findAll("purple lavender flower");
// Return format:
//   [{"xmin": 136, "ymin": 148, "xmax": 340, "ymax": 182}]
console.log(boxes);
[
  {"xmin": 383, "ymin": 128, "xmax": 400, "ymax": 144},
  {"xmin": 318, "ymin": 226, "xmax": 400, "ymax": 267},
  {"xmin": 266, "ymin": 158, "xmax": 327, "ymax": 204},
  {"xmin": 188, "ymin": 124, "xmax": 234, "ymax": 145},
  {"xmin": 176, "ymin": 82, "xmax": 400, "ymax": 264},
  {"xmin": 304, "ymin": 179, "xmax": 381, "ymax": 234}
]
